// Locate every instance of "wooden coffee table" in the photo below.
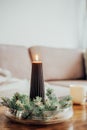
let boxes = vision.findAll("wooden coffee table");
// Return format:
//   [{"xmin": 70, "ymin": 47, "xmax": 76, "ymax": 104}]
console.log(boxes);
[{"xmin": 0, "ymin": 105, "xmax": 87, "ymax": 130}]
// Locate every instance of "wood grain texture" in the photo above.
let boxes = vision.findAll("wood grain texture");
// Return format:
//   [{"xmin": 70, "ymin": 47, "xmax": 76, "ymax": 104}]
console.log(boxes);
[{"xmin": 0, "ymin": 105, "xmax": 87, "ymax": 130}]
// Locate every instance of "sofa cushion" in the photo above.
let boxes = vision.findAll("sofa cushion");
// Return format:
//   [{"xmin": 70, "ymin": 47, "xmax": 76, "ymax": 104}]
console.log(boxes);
[
  {"xmin": 29, "ymin": 46, "xmax": 85, "ymax": 81},
  {"xmin": 0, "ymin": 79, "xmax": 69, "ymax": 102},
  {"xmin": 0, "ymin": 44, "xmax": 31, "ymax": 79},
  {"xmin": 48, "ymin": 80, "xmax": 87, "ymax": 88},
  {"xmin": 45, "ymin": 82, "xmax": 70, "ymax": 97}
]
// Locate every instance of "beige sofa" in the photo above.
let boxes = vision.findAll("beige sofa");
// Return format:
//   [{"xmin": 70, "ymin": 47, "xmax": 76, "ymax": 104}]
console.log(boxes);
[
  {"xmin": 0, "ymin": 44, "xmax": 31, "ymax": 79},
  {"xmin": 29, "ymin": 46, "xmax": 87, "ymax": 87},
  {"xmin": 0, "ymin": 44, "xmax": 87, "ymax": 98}
]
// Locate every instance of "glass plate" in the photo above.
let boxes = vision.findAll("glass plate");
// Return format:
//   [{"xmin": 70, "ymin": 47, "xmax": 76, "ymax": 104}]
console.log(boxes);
[{"xmin": 5, "ymin": 107, "xmax": 73, "ymax": 125}]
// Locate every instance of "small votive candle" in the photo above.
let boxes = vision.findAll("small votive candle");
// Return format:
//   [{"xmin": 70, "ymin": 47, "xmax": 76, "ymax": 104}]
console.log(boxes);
[
  {"xmin": 30, "ymin": 54, "xmax": 45, "ymax": 102},
  {"xmin": 70, "ymin": 85, "xmax": 87, "ymax": 105}
]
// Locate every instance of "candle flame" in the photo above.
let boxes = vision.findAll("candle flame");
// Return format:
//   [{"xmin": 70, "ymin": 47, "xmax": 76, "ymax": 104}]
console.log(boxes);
[{"xmin": 35, "ymin": 54, "xmax": 39, "ymax": 61}]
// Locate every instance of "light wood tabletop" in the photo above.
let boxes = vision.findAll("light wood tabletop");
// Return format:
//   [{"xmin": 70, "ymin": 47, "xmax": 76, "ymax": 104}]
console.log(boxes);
[{"xmin": 0, "ymin": 105, "xmax": 87, "ymax": 130}]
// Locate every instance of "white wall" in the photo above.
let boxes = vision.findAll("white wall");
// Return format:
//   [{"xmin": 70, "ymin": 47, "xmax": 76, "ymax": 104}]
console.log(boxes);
[
  {"xmin": 0, "ymin": 0, "xmax": 80, "ymax": 48},
  {"xmin": 76, "ymin": 0, "xmax": 87, "ymax": 48}
]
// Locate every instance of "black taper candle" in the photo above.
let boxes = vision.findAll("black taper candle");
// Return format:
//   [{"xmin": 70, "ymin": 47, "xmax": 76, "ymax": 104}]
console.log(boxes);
[{"xmin": 30, "ymin": 60, "xmax": 45, "ymax": 103}]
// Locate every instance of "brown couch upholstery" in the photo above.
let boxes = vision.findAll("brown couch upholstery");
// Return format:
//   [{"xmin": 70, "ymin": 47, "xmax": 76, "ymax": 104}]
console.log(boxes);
[{"xmin": 0, "ymin": 44, "xmax": 31, "ymax": 79}]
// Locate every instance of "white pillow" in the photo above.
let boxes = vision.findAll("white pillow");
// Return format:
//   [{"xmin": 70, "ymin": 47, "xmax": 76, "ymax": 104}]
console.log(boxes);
[
  {"xmin": 0, "ymin": 68, "xmax": 12, "ymax": 84},
  {"xmin": 0, "ymin": 79, "xmax": 30, "ymax": 101},
  {"xmin": 0, "ymin": 80, "xmax": 69, "ymax": 102}
]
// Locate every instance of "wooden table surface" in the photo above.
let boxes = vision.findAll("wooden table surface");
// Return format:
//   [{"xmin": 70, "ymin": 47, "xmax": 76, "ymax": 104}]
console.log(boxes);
[{"xmin": 0, "ymin": 105, "xmax": 87, "ymax": 130}]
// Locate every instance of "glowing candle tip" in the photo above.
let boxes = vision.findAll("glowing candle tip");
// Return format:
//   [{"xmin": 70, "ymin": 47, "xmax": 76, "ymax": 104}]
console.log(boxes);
[{"xmin": 35, "ymin": 54, "xmax": 39, "ymax": 61}]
